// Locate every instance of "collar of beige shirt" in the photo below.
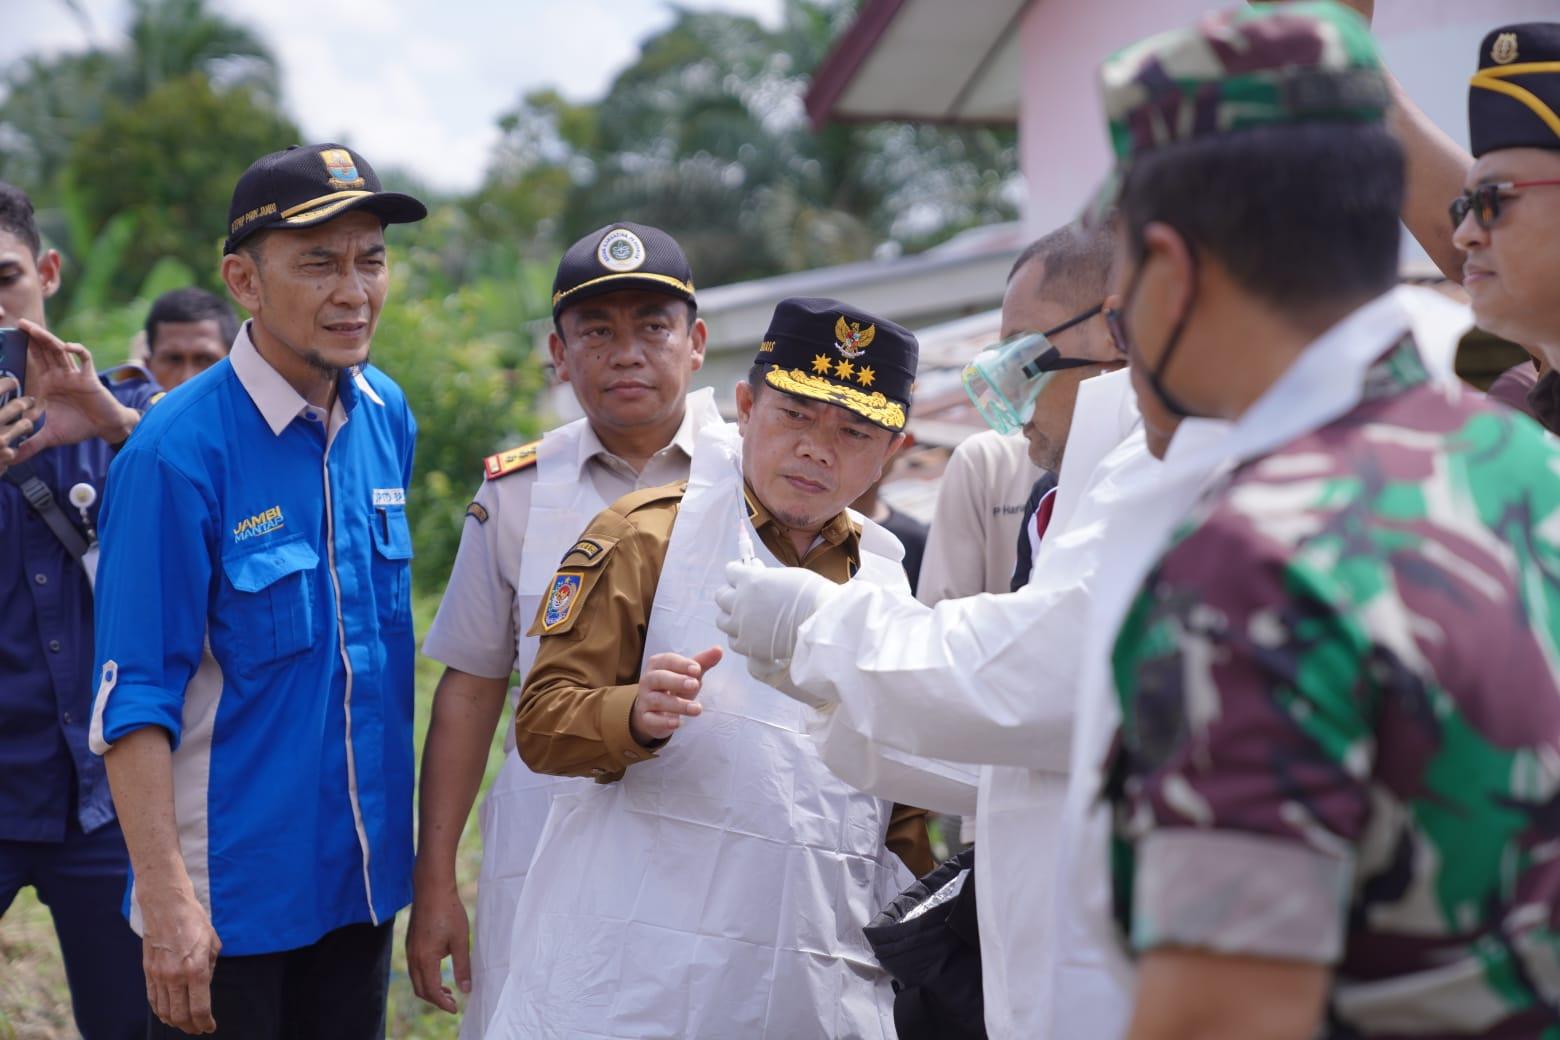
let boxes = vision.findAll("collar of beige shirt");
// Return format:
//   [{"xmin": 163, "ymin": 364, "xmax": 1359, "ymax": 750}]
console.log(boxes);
[{"xmin": 572, "ymin": 394, "xmax": 704, "ymax": 475}]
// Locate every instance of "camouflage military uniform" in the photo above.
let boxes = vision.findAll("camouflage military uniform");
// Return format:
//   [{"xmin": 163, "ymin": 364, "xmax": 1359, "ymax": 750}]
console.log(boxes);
[{"xmin": 1106, "ymin": 337, "xmax": 1560, "ymax": 1037}]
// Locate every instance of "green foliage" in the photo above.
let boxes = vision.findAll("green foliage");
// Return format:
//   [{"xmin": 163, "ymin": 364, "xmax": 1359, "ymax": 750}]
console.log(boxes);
[
  {"xmin": 370, "ymin": 261, "xmax": 551, "ymax": 593},
  {"xmin": 61, "ymin": 72, "xmax": 298, "ymax": 307},
  {"xmin": 464, "ymin": 0, "xmax": 1019, "ymax": 286}
]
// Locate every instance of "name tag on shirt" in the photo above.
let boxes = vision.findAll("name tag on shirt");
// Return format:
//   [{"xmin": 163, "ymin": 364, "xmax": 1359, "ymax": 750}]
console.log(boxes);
[{"xmin": 372, "ymin": 488, "xmax": 406, "ymax": 507}]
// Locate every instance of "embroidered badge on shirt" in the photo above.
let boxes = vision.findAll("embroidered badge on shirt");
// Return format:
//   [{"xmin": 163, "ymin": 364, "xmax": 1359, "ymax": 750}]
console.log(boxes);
[
  {"xmin": 562, "ymin": 539, "xmax": 604, "ymax": 563},
  {"xmin": 372, "ymin": 487, "xmax": 406, "ymax": 507},
  {"xmin": 466, "ymin": 501, "xmax": 489, "ymax": 525},
  {"xmin": 233, "ymin": 505, "xmax": 284, "ymax": 542},
  {"xmin": 542, "ymin": 572, "xmax": 584, "ymax": 631}
]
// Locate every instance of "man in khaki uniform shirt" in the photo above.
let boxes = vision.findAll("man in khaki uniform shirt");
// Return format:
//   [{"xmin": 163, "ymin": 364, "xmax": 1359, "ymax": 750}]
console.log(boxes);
[
  {"xmin": 492, "ymin": 297, "xmax": 931, "ymax": 1038},
  {"xmin": 916, "ymin": 429, "xmax": 1037, "ymax": 604},
  {"xmin": 407, "ymin": 223, "xmax": 724, "ymax": 1031}
]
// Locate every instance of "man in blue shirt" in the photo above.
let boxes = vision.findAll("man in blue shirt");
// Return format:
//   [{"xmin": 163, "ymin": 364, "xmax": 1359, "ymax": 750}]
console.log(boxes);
[
  {"xmin": 90, "ymin": 144, "xmax": 425, "ymax": 1038},
  {"xmin": 0, "ymin": 179, "xmax": 154, "ymax": 1040}
]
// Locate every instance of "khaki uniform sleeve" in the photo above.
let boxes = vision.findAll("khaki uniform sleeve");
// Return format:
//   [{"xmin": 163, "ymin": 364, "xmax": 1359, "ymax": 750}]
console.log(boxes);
[
  {"xmin": 421, "ymin": 474, "xmax": 526, "ymax": 679},
  {"xmin": 886, "ymin": 803, "xmax": 936, "ymax": 877},
  {"xmin": 515, "ymin": 503, "xmax": 673, "ymax": 782}
]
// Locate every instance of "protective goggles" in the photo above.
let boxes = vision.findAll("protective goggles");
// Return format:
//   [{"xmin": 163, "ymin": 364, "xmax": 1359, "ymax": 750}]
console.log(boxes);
[
  {"xmin": 1449, "ymin": 179, "xmax": 1560, "ymax": 231},
  {"xmin": 962, "ymin": 304, "xmax": 1104, "ymax": 435}
]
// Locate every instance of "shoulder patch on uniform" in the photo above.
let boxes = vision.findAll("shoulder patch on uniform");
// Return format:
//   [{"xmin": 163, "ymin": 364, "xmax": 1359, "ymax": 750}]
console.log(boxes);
[
  {"xmin": 466, "ymin": 501, "xmax": 490, "ymax": 525},
  {"xmin": 484, "ymin": 440, "xmax": 540, "ymax": 481},
  {"xmin": 541, "ymin": 571, "xmax": 584, "ymax": 632},
  {"xmin": 147, "ymin": 390, "xmax": 168, "ymax": 407},
  {"xmin": 561, "ymin": 536, "xmax": 618, "ymax": 568},
  {"xmin": 610, "ymin": 480, "xmax": 689, "ymax": 518}
]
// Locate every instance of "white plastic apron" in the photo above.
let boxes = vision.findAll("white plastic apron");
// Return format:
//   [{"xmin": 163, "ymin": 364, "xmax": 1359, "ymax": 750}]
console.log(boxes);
[
  {"xmin": 485, "ymin": 423, "xmax": 912, "ymax": 1039},
  {"xmin": 465, "ymin": 388, "xmax": 725, "ymax": 1038}
]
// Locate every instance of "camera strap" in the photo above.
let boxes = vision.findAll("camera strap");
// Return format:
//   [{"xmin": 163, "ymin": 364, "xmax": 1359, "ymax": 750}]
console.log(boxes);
[{"xmin": 4, "ymin": 461, "xmax": 90, "ymax": 560}]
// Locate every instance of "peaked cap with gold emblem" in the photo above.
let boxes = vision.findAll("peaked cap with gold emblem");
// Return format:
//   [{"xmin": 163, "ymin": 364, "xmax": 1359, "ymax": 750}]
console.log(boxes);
[
  {"xmin": 756, "ymin": 297, "xmax": 917, "ymax": 432},
  {"xmin": 1469, "ymin": 23, "xmax": 1560, "ymax": 157},
  {"xmin": 223, "ymin": 143, "xmax": 426, "ymax": 254}
]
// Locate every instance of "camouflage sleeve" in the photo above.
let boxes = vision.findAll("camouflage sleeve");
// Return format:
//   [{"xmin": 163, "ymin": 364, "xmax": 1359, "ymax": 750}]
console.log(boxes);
[{"xmin": 1109, "ymin": 517, "xmax": 1372, "ymax": 965}]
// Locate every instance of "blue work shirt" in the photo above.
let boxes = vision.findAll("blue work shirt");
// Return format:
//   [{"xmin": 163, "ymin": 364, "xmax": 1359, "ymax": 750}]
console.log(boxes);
[
  {"xmin": 90, "ymin": 326, "xmax": 416, "ymax": 956},
  {"xmin": 0, "ymin": 368, "xmax": 158, "ymax": 843}
]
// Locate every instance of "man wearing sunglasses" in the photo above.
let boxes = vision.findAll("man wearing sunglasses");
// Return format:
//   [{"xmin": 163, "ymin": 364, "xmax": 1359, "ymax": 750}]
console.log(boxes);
[{"xmin": 1455, "ymin": 22, "xmax": 1560, "ymax": 428}]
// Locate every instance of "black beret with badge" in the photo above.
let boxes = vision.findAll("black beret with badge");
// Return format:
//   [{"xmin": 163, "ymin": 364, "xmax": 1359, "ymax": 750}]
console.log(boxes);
[
  {"xmin": 1470, "ymin": 23, "xmax": 1560, "ymax": 157},
  {"xmin": 755, "ymin": 297, "xmax": 918, "ymax": 433},
  {"xmin": 224, "ymin": 143, "xmax": 426, "ymax": 254},
  {"xmin": 551, "ymin": 222, "xmax": 696, "ymax": 318}
]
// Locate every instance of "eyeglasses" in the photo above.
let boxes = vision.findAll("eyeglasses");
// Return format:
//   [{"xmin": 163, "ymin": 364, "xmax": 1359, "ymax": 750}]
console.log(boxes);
[
  {"xmin": 962, "ymin": 303, "xmax": 1107, "ymax": 434},
  {"xmin": 1448, "ymin": 180, "xmax": 1560, "ymax": 231}
]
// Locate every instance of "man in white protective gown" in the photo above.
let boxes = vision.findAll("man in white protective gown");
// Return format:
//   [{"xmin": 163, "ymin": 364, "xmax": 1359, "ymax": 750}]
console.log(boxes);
[
  {"xmin": 716, "ymin": 275, "xmax": 1472, "ymax": 1038},
  {"xmin": 486, "ymin": 297, "xmax": 937, "ymax": 1039},
  {"xmin": 408, "ymin": 223, "xmax": 725, "ymax": 1031}
]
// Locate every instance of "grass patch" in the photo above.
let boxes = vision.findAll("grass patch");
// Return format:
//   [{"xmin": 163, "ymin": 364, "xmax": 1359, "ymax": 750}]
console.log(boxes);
[{"xmin": 0, "ymin": 593, "xmax": 507, "ymax": 1039}]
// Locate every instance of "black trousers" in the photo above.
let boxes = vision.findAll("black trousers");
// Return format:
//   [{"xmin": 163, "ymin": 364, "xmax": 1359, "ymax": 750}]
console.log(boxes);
[
  {"xmin": 0, "ymin": 817, "xmax": 147, "ymax": 1040},
  {"xmin": 146, "ymin": 920, "xmax": 393, "ymax": 1040}
]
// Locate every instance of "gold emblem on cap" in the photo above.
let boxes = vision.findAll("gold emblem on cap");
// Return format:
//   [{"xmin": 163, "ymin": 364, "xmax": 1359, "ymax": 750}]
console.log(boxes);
[
  {"xmin": 320, "ymin": 148, "xmax": 366, "ymax": 190},
  {"xmin": 811, "ymin": 354, "xmax": 832, "ymax": 375},
  {"xmin": 857, "ymin": 366, "xmax": 875, "ymax": 388},
  {"xmin": 834, "ymin": 315, "xmax": 876, "ymax": 359},
  {"xmin": 1491, "ymin": 32, "xmax": 1519, "ymax": 65}
]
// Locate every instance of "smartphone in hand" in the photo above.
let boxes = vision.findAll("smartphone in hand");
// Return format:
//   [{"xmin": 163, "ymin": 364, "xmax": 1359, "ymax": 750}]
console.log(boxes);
[{"xmin": 0, "ymin": 326, "xmax": 39, "ymax": 446}]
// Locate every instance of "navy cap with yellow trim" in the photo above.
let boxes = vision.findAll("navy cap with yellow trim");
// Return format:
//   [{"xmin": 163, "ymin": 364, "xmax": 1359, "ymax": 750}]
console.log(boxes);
[
  {"xmin": 755, "ymin": 297, "xmax": 918, "ymax": 433},
  {"xmin": 551, "ymin": 222, "xmax": 695, "ymax": 318},
  {"xmin": 223, "ymin": 143, "xmax": 426, "ymax": 254},
  {"xmin": 1470, "ymin": 23, "xmax": 1560, "ymax": 157}
]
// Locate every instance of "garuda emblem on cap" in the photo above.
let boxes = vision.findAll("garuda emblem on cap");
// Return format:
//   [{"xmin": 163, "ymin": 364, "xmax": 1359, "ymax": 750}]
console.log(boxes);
[
  {"xmin": 834, "ymin": 316, "xmax": 876, "ymax": 359},
  {"xmin": 1492, "ymin": 32, "xmax": 1519, "ymax": 65},
  {"xmin": 598, "ymin": 228, "xmax": 646, "ymax": 272},
  {"xmin": 320, "ymin": 148, "xmax": 366, "ymax": 190}
]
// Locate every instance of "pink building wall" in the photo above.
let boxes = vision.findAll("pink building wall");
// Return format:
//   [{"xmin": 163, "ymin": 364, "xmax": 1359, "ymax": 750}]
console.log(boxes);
[{"xmin": 1018, "ymin": 0, "xmax": 1560, "ymax": 249}]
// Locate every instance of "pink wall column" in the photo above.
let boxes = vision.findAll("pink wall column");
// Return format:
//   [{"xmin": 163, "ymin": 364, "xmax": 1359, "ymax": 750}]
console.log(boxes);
[{"xmin": 1017, "ymin": 0, "xmax": 1560, "ymax": 244}]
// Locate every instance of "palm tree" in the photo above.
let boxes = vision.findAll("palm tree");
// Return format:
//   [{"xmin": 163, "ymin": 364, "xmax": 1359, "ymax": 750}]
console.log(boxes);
[{"xmin": 121, "ymin": 0, "xmax": 281, "ymax": 104}]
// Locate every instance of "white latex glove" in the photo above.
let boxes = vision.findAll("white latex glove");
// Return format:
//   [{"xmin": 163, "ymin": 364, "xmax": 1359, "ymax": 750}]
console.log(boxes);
[
  {"xmin": 715, "ymin": 560, "xmax": 835, "ymax": 661},
  {"xmin": 715, "ymin": 560, "xmax": 839, "ymax": 708}
]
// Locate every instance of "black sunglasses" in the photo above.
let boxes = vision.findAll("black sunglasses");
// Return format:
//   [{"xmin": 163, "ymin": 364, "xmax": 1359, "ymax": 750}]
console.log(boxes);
[{"xmin": 1449, "ymin": 180, "xmax": 1560, "ymax": 231}]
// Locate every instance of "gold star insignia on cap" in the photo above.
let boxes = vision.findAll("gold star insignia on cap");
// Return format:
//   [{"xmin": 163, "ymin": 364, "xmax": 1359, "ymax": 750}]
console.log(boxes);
[
  {"xmin": 835, "ymin": 359, "xmax": 855, "ymax": 380},
  {"xmin": 857, "ymin": 366, "xmax": 875, "ymax": 388},
  {"xmin": 812, "ymin": 353, "xmax": 832, "ymax": 375}
]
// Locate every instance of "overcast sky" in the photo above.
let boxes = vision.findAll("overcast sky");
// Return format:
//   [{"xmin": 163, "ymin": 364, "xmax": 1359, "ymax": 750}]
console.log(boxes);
[{"xmin": 9, "ymin": 0, "xmax": 786, "ymax": 192}]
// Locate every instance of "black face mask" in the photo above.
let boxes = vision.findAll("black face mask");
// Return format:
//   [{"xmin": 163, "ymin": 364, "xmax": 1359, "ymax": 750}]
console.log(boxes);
[{"xmin": 1114, "ymin": 244, "xmax": 1202, "ymax": 420}]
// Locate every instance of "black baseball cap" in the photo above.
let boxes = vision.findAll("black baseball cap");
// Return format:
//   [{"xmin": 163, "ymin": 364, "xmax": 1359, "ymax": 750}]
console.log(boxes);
[
  {"xmin": 551, "ymin": 222, "xmax": 695, "ymax": 318},
  {"xmin": 224, "ymin": 143, "xmax": 427, "ymax": 254},
  {"xmin": 755, "ymin": 297, "xmax": 918, "ymax": 432}
]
